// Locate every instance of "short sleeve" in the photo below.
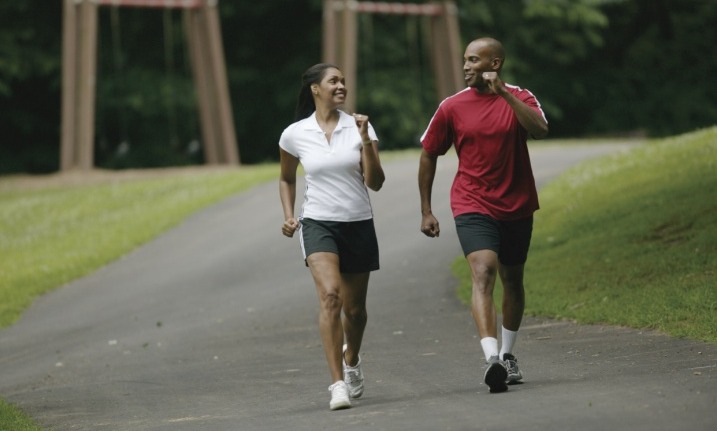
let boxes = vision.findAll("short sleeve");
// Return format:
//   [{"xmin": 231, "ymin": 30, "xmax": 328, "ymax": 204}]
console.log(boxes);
[
  {"xmin": 420, "ymin": 104, "xmax": 453, "ymax": 156},
  {"xmin": 278, "ymin": 125, "xmax": 299, "ymax": 158},
  {"xmin": 519, "ymin": 90, "xmax": 548, "ymax": 124},
  {"xmin": 367, "ymin": 122, "xmax": 379, "ymax": 143}
]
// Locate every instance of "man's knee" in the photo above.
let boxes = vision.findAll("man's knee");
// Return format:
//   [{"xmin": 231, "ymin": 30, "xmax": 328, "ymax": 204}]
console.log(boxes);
[
  {"xmin": 499, "ymin": 264, "xmax": 525, "ymax": 291},
  {"xmin": 468, "ymin": 250, "xmax": 499, "ymax": 284}
]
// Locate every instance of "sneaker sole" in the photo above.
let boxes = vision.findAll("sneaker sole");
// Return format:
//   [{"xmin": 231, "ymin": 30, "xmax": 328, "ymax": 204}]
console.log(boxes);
[
  {"xmin": 484, "ymin": 362, "xmax": 508, "ymax": 393},
  {"xmin": 507, "ymin": 374, "xmax": 523, "ymax": 385},
  {"xmin": 330, "ymin": 400, "xmax": 351, "ymax": 411},
  {"xmin": 348, "ymin": 387, "xmax": 363, "ymax": 399}
]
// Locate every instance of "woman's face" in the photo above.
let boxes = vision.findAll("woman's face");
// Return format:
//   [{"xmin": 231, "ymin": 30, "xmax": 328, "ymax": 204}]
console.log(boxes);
[{"xmin": 312, "ymin": 67, "xmax": 346, "ymax": 108}]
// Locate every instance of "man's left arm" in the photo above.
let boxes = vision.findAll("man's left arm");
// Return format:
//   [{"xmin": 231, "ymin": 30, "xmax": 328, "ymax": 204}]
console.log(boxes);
[
  {"xmin": 501, "ymin": 90, "xmax": 549, "ymax": 139},
  {"xmin": 483, "ymin": 72, "xmax": 549, "ymax": 139}
]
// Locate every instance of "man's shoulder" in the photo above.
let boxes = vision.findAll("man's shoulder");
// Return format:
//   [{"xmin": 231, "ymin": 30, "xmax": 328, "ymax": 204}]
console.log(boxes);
[
  {"xmin": 433, "ymin": 88, "xmax": 473, "ymax": 113},
  {"xmin": 504, "ymin": 83, "xmax": 538, "ymax": 99},
  {"xmin": 446, "ymin": 87, "xmax": 473, "ymax": 101}
]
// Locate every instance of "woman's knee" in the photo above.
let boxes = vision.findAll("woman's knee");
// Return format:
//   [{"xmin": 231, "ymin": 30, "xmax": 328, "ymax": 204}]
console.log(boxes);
[
  {"xmin": 318, "ymin": 288, "xmax": 342, "ymax": 313},
  {"xmin": 344, "ymin": 305, "xmax": 367, "ymax": 326}
]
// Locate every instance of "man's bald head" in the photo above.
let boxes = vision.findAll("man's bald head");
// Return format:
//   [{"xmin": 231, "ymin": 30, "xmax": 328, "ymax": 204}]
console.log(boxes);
[{"xmin": 468, "ymin": 37, "xmax": 505, "ymax": 70}]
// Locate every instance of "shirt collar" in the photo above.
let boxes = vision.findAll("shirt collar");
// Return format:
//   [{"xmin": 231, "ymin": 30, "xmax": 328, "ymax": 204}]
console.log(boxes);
[{"xmin": 303, "ymin": 110, "xmax": 353, "ymax": 131}]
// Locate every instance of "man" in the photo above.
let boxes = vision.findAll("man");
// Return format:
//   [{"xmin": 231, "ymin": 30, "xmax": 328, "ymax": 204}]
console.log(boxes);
[{"xmin": 418, "ymin": 37, "xmax": 548, "ymax": 393}]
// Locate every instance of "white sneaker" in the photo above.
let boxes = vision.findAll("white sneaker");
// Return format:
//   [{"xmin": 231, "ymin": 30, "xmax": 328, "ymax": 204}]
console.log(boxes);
[
  {"xmin": 328, "ymin": 381, "xmax": 351, "ymax": 410},
  {"xmin": 343, "ymin": 344, "xmax": 364, "ymax": 398}
]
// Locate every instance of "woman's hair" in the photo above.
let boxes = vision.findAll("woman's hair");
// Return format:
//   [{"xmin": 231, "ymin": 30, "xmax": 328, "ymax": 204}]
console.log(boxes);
[{"xmin": 294, "ymin": 63, "xmax": 340, "ymax": 121}]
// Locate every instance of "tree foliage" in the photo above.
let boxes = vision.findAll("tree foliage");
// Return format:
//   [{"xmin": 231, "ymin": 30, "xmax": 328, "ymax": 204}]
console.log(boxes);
[{"xmin": 0, "ymin": 0, "xmax": 715, "ymax": 174}]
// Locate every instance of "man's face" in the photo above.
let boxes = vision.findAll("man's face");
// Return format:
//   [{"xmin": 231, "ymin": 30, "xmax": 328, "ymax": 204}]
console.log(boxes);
[{"xmin": 463, "ymin": 41, "xmax": 497, "ymax": 88}]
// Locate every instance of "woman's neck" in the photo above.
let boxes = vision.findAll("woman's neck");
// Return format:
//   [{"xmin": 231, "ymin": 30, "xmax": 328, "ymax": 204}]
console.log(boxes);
[{"xmin": 314, "ymin": 105, "xmax": 339, "ymax": 125}]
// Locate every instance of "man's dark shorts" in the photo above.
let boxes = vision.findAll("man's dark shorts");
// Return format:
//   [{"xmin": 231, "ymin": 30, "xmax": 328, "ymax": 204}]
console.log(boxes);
[
  {"xmin": 300, "ymin": 217, "xmax": 380, "ymax": 273},
  {"xmin": 454, "ymin": 213, "xmax": 533, "ymax": 266}
]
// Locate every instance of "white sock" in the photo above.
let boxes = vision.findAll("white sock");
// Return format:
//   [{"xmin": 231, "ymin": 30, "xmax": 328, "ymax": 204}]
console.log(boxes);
[
  {"xmin": 480, "ymin": 337, "xmax": 499, "ymax": 362},
  {"xmin": 499, "ymin": 326, "xmax": 518, "ymax": 359}
]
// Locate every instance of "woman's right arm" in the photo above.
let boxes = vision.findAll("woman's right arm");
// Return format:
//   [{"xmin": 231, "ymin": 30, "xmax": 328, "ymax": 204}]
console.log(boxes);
[{"xmin": 279, "ymin": 148, "xmax": 300, "ymax": 237}]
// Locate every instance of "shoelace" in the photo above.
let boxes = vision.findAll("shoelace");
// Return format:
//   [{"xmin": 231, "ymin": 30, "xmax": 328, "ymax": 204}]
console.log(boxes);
[
  {"xmin": 330, "ymin": 382, "xmax": 349, "ymax": 395},
  {"xmin": 345, "ymin": 367, "xmax": 361, "ymax": 383}
]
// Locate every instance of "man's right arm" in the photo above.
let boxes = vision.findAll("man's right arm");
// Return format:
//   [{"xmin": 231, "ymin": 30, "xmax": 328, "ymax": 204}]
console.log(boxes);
[{"xmin": 418, "ymin": 150, "xmax": 441, "ymax": 238}]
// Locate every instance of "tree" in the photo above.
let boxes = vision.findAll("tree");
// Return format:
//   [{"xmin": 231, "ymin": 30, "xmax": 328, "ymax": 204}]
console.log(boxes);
[
  {"xmin": 1, "ymin": 0, "xmax": 715, "ymax": 174},
  {"xmin": 0, "ymin": 1, "xmax": 63, "ymax": 173}
]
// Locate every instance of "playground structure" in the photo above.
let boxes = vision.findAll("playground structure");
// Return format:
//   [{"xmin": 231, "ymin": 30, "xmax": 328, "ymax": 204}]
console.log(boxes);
[
  {"xmin": 61, "ymin": 0, "xmax": 238, "ymax": 171},
  {"xmin": 322, "ymin": 0, "xmax": 463, "ymax": 114},
  {"xmin": 60, "ymin": 0, "xmax": 462, "ymax": 171}
]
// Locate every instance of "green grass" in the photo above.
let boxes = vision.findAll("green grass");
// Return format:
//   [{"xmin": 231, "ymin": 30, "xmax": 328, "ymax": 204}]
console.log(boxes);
[
  {"xmin": 455, "ymin": 126, "xmax": 717, "ymax": 343},
  {"xmin": 0, "ymin": 165, "xmax": 278, "ymax": 328},
  {"xmin": 0, "ymin": 399, "xmax": 42, "ymax": 431}
]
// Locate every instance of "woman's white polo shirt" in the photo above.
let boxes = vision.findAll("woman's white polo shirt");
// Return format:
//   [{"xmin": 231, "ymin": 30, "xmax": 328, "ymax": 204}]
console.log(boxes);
[{"xmin": 279, "ymin": 110, "xmax": 379, "ymax": 222}]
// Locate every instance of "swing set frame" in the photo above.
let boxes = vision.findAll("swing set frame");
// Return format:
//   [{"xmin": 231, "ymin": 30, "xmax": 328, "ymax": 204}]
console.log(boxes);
[
  {"xmin": 60, "ymin": 0, "xmax": 238, "ymax": 171},
  {"xmin": 322, "ymin": 0, "xmax": 464, "ymax": 113},
  {"xmin": 60, "ymin": 0, "xmax": 463, "ymax": 171}
]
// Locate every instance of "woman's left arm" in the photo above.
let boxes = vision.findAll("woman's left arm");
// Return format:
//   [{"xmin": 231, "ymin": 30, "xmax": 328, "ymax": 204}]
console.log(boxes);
[
  {"xmin": 354, "ymin": 113, "xmax": 385, "ymax": 191},
  {"xmin": 361, "ymin": 139, "xmax": 385, "ymax": 191}
]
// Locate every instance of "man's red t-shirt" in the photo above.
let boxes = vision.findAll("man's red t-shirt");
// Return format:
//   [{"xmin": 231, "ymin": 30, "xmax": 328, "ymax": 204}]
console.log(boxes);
[{"xmin": 420, "ymin": 85, "xmax": 547, "ymax": 221}]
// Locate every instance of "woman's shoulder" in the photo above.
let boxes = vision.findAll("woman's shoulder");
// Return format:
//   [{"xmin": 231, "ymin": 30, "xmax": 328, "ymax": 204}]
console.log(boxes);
[
  {"xmin": 282, "ymin": 116, "xmax": 313, "ymax": 136},
  {"xmin": 337, "ymin": 109, "xmax": 354, "ymax": 122}
]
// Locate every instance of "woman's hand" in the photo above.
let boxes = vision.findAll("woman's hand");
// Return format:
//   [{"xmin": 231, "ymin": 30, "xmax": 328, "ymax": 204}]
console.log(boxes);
[
  {"xmin": 282, "ymin": 217, "xmax": 299, "ymax": 238},
  {"xmin": 353, "ymin": 113, "xmax": 371, "ymax": 144}
]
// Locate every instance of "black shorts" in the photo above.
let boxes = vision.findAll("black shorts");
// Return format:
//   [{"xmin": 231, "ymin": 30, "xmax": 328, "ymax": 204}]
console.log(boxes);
[
  {"xmin": 454, "ymin": 213, "xmax": 533, "ymax": 266},
  {"xmin": 299, "ymin": 218, "xmax": 380, "ymax": 273}
]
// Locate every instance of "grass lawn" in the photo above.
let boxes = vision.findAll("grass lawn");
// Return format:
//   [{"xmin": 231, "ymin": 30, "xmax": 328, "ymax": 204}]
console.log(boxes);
[
  {"xmin": 0, "ymin": 399, "xmax": 42, "ymax": 431},
  {"xmin": 0, "ymin": 165, "xmax": 278, "ymax": 328},
  {"xmin": 455, "ymin": 126, "xmax": 717, "ymax": 343},
  {"xmin": 1, "ymin": 127, "xmax": 715, "ymax": 428}
]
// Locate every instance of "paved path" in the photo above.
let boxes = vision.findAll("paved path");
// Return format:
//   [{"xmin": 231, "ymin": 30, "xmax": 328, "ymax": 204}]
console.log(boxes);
[{"xmin": 1, "ymin": 143, "xmax": 715, "ymax": 431}]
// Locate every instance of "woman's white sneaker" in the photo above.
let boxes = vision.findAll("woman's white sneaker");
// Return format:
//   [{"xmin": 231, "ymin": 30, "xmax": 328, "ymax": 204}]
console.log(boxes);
[
  {"xmin": 343, "ymin": 344, "xmax": 364, "ymax": 398},
  {"xmin": 328, "ymin": 381, "xmax": 351, "ymax": 410}
]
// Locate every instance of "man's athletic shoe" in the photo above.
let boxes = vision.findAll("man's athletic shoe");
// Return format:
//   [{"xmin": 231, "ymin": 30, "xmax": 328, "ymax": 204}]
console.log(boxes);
[
  {"xmin": 483, "ymin": 355, "xmax": 508, "ymax": 393},
  {"xmin": 328, "ymin": 381, "xmax": 351, "ymax": 410},
  {"xmin": 503, "ymin": 353, "xmax": 523, "ymax": 384},
  {"xmin": 343, "ymin": 344, "xmax": 364, "ymax": 398}
]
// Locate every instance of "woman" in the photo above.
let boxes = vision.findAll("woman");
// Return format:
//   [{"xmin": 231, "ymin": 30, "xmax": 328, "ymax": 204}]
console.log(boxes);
[{"xmin": 278, "ymin": 63, "xmax": 385, "ymax": 410}]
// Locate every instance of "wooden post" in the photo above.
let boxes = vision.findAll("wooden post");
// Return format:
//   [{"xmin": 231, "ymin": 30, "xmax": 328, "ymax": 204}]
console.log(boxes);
[
  {"xmin": 184, "ymin": 2, "xmax": 239, "ymax": 165},
  {"xmin": 76, "ymin": 0, "xmax": 99, "ymax": 170},
  {"xmin": 340, "ymin": 0, "xmax": 358, "ymax": 113},
  {"xmin": 441, "ymin": 1, "xmax": 464, "ymax": 94},
  {"xmin": 185, "ymin": 7, "xmax": 220, "ymax": 164},
  {"xmin": 321, "ymin": 1, "xmax": 464, "ymax": 112},
  {"xmin": 430, "ymin": 1, "xmax": 463, "ymax": 101},
  {"xmin": 60, "ymin": 0, "xmax": 78, "ymax": 171},
  {"xmin": 322, "ymin": 0, "xmax": 338, "ymax": 64},
  {"xmin": 204, "ymin": 1, "xmax": 239, "ymax": 164},
  {"xmin": 60, "ymin": 0, "xmax": 238, "ymax": 171}
]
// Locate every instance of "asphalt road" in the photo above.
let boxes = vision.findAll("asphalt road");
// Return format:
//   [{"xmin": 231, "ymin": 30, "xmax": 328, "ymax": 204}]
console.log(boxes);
[{"xmin": 1, "ymin": 143, "xmax": 715, "ymax": 431}]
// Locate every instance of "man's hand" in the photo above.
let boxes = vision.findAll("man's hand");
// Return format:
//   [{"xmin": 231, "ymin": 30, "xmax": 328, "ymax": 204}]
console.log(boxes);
[
  {"xmin": 482, "ymin": 71, "xmax": 505, "ymax": 95},
  {"xmin": 420, "ymin": 213, "xmax": 440, "ymax": 238}
]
